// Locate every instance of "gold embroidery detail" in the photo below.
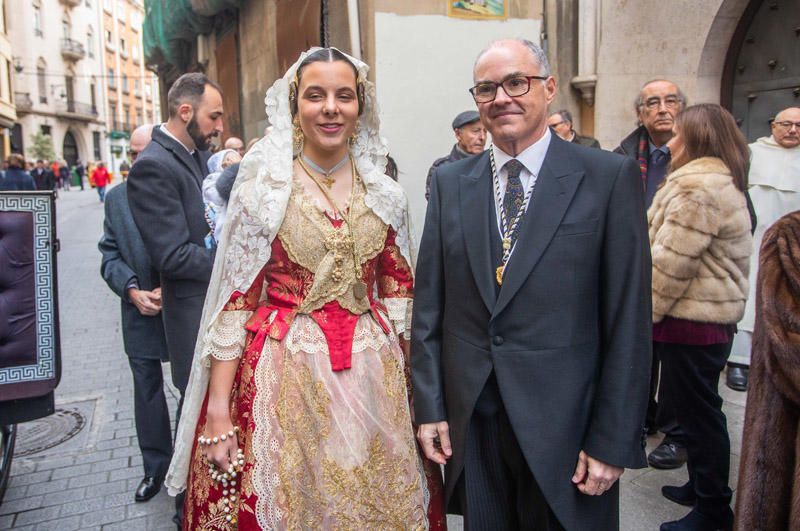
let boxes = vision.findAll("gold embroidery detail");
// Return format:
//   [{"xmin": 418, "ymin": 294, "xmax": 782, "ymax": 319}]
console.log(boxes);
[{"xmin": 278, "ymin": 177, "xmax": 388, "ymax": 316}]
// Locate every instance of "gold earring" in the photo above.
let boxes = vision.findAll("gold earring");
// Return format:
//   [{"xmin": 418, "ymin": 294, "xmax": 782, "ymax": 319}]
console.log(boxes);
[
  {"xmin": 349, "ymin": 125, "xmax": 360, "ymax": 146},
  {"xmin": 293, "ymin": 116, "xmax": 304, "ymax": 151}
]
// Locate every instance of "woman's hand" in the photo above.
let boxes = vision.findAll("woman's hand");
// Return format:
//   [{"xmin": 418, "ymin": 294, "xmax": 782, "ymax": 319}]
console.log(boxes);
[{"xmin": 202, "ymin": 407, "xmax": 240, "ymax": 471}]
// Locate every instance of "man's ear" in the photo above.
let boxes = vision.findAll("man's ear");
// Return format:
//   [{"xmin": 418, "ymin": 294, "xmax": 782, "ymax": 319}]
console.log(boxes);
[{"xmin": 178, "ymin": 103, "xmax": 194, "ymax": 123}]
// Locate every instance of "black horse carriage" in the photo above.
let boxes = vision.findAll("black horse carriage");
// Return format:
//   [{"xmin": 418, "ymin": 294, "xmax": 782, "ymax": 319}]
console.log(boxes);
[{"xmin": 0, "ymin": 191, "xmax": 61, "ymax": 504}]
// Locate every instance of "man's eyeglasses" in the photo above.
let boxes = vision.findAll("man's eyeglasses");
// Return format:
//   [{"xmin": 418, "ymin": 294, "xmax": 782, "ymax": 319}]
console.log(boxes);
[
  {"xmin": 640, "ymin": 96, "xmax": 683, "ymax": 110},
  {"xmin": 469, "ymin": 75, "xmax": 548, "ymax": 103},
  {"xmin": 773, "ymin": 121, "xmax": 800, "ymax": 131}
]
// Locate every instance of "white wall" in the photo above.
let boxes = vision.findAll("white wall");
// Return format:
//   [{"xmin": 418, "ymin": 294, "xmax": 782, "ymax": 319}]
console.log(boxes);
[{"xmin": 374, "ymin": 12, "xmax": 541, "ymax": 237}]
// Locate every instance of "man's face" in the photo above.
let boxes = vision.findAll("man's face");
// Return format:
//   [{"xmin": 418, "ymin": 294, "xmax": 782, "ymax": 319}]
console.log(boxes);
[
  {"xmin": 772, "ymin": 108, "xmax": 800, "ymax": 149},
  {"xmin": 636, "ymin": 81, "xmax": 683, "ymax": 140},
  {"xmin": 473, "ymin": 42, "xmax": 556, "ymax": 150},
  {"xmin": 184, "ymin": 85, "xmax": 224, "ymax": 151},
  {"xmin": 36, "ymin": 161, "xmax": 44, "ymax": 169},
  {"xmin": 547, "ymin": 113, "xmax": 572, "ymax": 141},
  {"xmin": 226, "ymin": 138, "xmax": 245, "ymax": 157},
  {"xmin": 129, "ymin": 133, "xmax": 150, "ymax": 163},
  {"xmin": 455, "ymin": 121, "xmax": 487, "ymax": 154}
]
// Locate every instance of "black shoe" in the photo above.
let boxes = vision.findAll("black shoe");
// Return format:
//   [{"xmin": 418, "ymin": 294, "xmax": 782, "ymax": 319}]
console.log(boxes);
[
  {"xmin": 725, "ymin": 364, "xmax": 748, "ymax": 392},
  {"xmin": 662, "ymin": 482, "xmax": 696, "ymax": 506},
  {"xmin": 660, "ymin": 507, "xmax": 733, "ymax": 531},
  {"xmin": 648, "ymin": 441, "xmax": 688, "ymax": 469},
  {"xmin": 135, "ymin": 476, "xmax": 161, "ymax": 502}
]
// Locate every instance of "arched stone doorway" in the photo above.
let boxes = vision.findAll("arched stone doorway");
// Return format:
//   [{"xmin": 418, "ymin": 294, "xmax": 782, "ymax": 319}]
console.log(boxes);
[
  {"xmin": 724, "ymin": 0, "xmax": 800, "ymax": 141},
  {"xmin": 62, "ymin": 131, "xmax": 78, "ymax": 167}
]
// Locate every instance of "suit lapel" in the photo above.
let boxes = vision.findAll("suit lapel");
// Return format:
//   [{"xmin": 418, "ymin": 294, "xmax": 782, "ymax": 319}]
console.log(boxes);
[
  {"xmin": 153, "ymin": 128, "xmax": 204, "ymax": 189},
  {"xmin": 493, "ymin": 138, "xmax": 585, "ymax": 318},
  {"xmin": 459, "ymin": 152, "xmax": 496, "ymax": 313}
]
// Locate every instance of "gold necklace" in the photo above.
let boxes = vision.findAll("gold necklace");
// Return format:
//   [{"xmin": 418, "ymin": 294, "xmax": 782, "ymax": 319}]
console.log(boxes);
[{"xmin": 297, "ymin": 157, "xmax": 369, "ymax": 301}]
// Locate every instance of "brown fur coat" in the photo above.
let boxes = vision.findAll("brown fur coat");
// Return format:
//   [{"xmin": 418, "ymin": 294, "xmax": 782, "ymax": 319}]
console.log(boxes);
[
  {"xmin": 735, "ymin": 210, "xmax": 800, "ymax": 531},
  {"xmin": 648, "ymin": 157, "xmax": 752, "ymax": 323}
]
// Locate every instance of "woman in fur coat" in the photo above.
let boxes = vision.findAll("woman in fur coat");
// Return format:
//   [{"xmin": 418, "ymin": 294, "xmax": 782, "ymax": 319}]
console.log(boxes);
[
  {"xmin": 648, "ymin": 104, "xmax": 752, "ymax": 531},
  {"xmin": 735, "ymin": 210, "xmax": 800, "ymax": 530}
]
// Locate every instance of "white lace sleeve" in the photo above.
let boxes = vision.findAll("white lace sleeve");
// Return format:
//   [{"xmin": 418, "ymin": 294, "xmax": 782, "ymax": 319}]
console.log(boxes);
[
  {"xmin": 384, "ymin": 297, "xmax": 413, "ymax": 339},
  {"xmin": 202, "ymin": 310, "xmax": 251, "ymax": 362}
]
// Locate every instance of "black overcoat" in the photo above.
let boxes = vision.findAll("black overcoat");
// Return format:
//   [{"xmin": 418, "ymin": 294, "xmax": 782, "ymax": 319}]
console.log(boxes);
[
  {"xmin": 411, "ymin": 136, "xmax": 652, "ymax": 530},
  {"xmin": 98, "ymin": 183, "xmax": 168, "ymax": 361},
  {"xmin": 126, "ymin": 127, "xmax": 213, "ymax": 394}
]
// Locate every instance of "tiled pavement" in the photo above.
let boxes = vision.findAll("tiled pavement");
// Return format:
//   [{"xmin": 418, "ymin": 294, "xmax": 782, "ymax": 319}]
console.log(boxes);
[{"xmin": 1, "ymin": 187, "xmax": 747, "ymax": 530}]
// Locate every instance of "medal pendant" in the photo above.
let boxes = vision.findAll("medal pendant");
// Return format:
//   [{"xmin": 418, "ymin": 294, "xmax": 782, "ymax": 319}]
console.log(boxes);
[
  {"xmin": 353, "ymin": 281, "xmax": 368, "ymax": 300},
  {"xmin": 495, "ymin": 265, "xmax": 504, "ymax": 285},
  {"xmin": 502, "ymin": 238, "xmax": 511, "ymax": 251}
]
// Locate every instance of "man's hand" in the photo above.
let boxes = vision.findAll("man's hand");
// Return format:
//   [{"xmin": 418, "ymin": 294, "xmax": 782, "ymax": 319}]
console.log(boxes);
[
  {"xmin": 128, "ymin": 288, "xmax": 162, "ymax": 316},
  {"xmin": 571, "ymin": 450, "xmax": 623, "ymax": 496},
  {"xmin": 416, "ymin": 421, "xmax": 452, "ymax": 465}
]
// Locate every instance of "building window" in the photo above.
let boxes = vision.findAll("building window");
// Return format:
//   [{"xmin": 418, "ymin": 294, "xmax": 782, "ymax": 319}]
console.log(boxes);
[
  {"xmin": 87, "ymin": 26, "xmax": 94, "ymax": 57},
  {"xmin": 5, "ymin": 59, "xmax": 11, "ymax": 104},
  {"xmin": 135, "ymin": 107, "xmax": 142, "ymax": 125},
  {"xmin": 108, "ymin": 68, "xmax": 116, "ymax": 89},
  {"xmin": 123, "ymin": 104, "xmax": 130, "ymax": 128},
  {"xmin": 41, "ymin": 125, "xmax": 51, "ymax": 136},
  {"xmin": 132, "ymin": 44, "xmax": 140, "ymax": 63},
  {"xmin": 119, "ymin": 37, "xmax": 126, "ymax": 54},
  {"xmin": 93, "ymin": 131, "xmax": 101, "ymax": 160},
  {"xmin": 134, "ymin": 78, "xmax": 140, "ymax": 97},
  {"xmin": 62, "ymin": 15, "xmax": 71, "ymax": 40},
  {"xmin": 103, "ymin": 0, "xmax": 111, "ymax": 13},
  {"xmin": 33, "ymin": 3, "xmax": 42, "ymax": 37},
  {"xmin": 121, "ymin": 73, "xmax": 128, "ymax": 93},
  {"xmin": 37, "ymin": 58, "xmax": 47, "ymax": 103},
  {"xmin": 117, "ymin": 0, "xmax": 125, "ymax": 22}
]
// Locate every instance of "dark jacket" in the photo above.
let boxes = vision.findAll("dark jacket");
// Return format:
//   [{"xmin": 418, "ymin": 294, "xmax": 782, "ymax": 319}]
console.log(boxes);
[
  {"xmin": 0, "ymin": 168, "xmax": 36, "ymax": 191},
  {"xmin": 412, "ymin": 137, "xmax": 652, "ymax": 530},
  {"xmin": 425, "ymin": 145, "xmax": 473, "ymax": 200},
  {"xmin": 30, "ymin": 168, "xmax": 54, "ymax": 191},
  {"xmin": 126, "ymin": 126, "xmax": 213, "ymax": 393},
  {"xmin": 573, "ymin": 133, "xmax": 601, "ymax": 149},
  {"xmin": 99, "ymin": 183, "xmax": 168, "ymax": 361}
]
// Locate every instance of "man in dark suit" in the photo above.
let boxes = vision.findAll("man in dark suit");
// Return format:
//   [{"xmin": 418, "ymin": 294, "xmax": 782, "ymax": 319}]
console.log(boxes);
[
  {"xmin": 412, "ymin": 39, "xmax": 652, "ymax": 530},
  {"xmin": 99, "ymin": 124, "xmax": 172, "ymax": 503},
  {"xmin": 127, "ymin": 73, "xmax": 222, "ymax": 400}
]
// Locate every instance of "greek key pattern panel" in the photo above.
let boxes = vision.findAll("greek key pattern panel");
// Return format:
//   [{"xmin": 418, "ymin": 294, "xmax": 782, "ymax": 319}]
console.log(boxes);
[{"xmin": 0, "ymin": 194, "xmax": 56, "ymax": 384}]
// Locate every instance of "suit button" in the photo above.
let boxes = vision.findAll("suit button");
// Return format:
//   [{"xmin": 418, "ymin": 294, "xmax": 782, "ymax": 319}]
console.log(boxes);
[{"xmin": 492, "ymin": 335, "xmax": 504, "ymax": 346}]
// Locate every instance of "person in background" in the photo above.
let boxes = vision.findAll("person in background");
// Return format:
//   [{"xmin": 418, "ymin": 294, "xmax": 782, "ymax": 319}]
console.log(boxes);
[
  {"xmin": 424, "ymin": 109, "xmax": 487, "ymax": 200},
  {"xmin": 615, "ymin": 78, "xmax": 689, "ymax": 470},
  {"xmin": 98, "ymin": 122, "xmax": 172, "ymax": 504},
  {"xmin": 92, "ymin": 161, "xmax": 110, "ymax": 202},
  {"xmin": 119, "ymin": 159, "xmax": 131, "ymax": 181},
  {"xmin": 648, "ymin": 104, "xmax": 751, "ymax": 531},
  {"xmin": 547, "ymin": 109, "xmax": 601, "ymax": 148},
  {"xmin": 59, "ymin": 160, "xmax": 71, "ymax": 191},
  {"xmin": 223, "ymin": 136, "xmax": 246, "ymax": 157},
  {"xmin": 31, "ymin": 159, "xmax": 55, "ymax": 192},
  {"xmin": 728, "ymin": 106, "xmax": 800, "ymax": 391},
  {"xmin": 74, "ymin": 158, "xmax": 86, "ymax": 190},
  {"xmin": 201, "ymin": 148, "xmax": 242, "ymax": 247},
  {"xmin": 0, "ymin": 153, "xmax": 36, "ymax": 191}
]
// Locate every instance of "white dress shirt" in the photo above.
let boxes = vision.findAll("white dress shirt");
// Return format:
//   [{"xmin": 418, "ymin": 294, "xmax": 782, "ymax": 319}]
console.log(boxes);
[
  {"xmin": 491, "ymin": 127, "xmax": 552, "ymax": 240},
  {"xmin": 160, "ymin": 123, "xmax": 194, "ymax": 154}
]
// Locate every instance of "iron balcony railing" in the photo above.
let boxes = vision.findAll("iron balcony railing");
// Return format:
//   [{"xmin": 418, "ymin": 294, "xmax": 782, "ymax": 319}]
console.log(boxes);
[
  {"xmin": 14, "ymin": 92, "xmax": 33, "ymax": 112},
  {"xmin": 60, "ymin": 38, "xmax": 86, "ymax": 61}
]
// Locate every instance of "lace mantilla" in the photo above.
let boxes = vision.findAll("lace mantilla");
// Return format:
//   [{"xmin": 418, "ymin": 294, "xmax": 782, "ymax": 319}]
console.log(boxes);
[
  {"xmin": 384, "ymin": 297, "xmax": 413, "ymax": 339},
  {"xmin": 166, "ymin": 47, "xmax": 416, "ymax": 496}
]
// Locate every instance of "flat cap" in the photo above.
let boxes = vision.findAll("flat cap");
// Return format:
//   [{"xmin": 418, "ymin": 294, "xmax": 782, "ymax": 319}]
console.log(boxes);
[{"xmin": 452, "ymin": 110, "xmax": 481, "ymax": 130}]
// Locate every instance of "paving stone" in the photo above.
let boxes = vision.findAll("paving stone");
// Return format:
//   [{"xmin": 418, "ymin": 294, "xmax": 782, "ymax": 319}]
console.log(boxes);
[
  {"xmin": 79, "ymin": 506, "xmax": 126, "ymax": 527},
  {"xmin": 25, "ymin": 479, "xmax": 69, "ymax": 496},
  {"xmin": 2, "ymin": 485, "xmax": 28, "ymax": 502},
  {"xmin": 0, "ymin": 495, "xmax": 44, "ymax": 516},
  {"xmin": 85, "ymin": 479, "xmax": 129, "ymax": 498},
  {"xmin": 39, "ymin": 487, "xmax": 87, "ymax": 507},
  {"xmin": 33, "ymin": 456, "xmax": 76, "ymax": 472},
  {"xmin": 59, "ymin": 496, "xmax": 104, "ymax": 517},
  {"xmin": 33, "ymin": 514, "xmax": 82, "ymax": 531},
  {"xmin": 0, "ymin": 515, "xmax": 14, "ymax": 528},
  {"xmin": 96, "ymin": 438, "xmax": 129, "ymax": 451},
  {"xmin": 103, "ymin": 516, "xmax": 148, "ymax": 530},
  {"xmin": 108, "ymin": 466, "xmax": 141, "ymax": 482},
  {"xmin": 110, "ymin": 446, "xmax": 140, "ymax": 459},
  {"xmin": 8, "ymin": 471, "xmax": 52, "ymax": 488},
  {"xmin": 67, "ymin": 471, "xmax": 110, "ymax": 489},
  {"xmin": 102, "ymin": 492, "xmax": 133, "ymax": 509},
  {"xmin": 90, "ymin": 457, "xmax": 129, "ymax": 473},
  {"xmin": 12, "ymin": 506, "xmax": 61, "ymax": 526},
  {"xmin": 74, "ymin": 451, "xmax": 112, "ymax": 465},
  {"xmin": 51, "ymin": 464, "xmax": 91, "ymax": 480}
]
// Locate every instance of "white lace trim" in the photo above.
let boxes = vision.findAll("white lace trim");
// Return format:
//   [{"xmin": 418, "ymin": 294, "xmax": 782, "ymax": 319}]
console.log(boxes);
[
  {"xmin": 285, "ymin": 314, "xmax": 390, "ymax": 356},
  {"xmin": 253, "ymin": 339, "xmax": 283, "ymax": 529},
  {"xmin": 383, "ymin": 297, "xmax": 413, "ymax": 339},
  {"xmin": 203, "ymin": 311, "xmax": 250, "ymax": 362}
]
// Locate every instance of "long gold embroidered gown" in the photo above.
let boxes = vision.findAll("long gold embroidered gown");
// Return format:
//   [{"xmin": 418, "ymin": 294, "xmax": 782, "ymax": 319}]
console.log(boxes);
[{"xmin": 183, "ymin": 176, "xmax": 445, "ymax": 530}]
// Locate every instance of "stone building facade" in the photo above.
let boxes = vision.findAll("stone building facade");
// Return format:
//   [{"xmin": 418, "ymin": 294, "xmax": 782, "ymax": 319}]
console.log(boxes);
[
  {"xmin": 0, "ymin": 0, "xmax": 16, "ymax": 160},
  {"xmin": 8, "ymin": 0, "xmax": 106, "ymax": 167}
]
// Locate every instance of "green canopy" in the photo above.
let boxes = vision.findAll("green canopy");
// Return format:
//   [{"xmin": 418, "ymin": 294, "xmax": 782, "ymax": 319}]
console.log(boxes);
[{"xmin": 143, "ymin": 0, "xmax": 242, "ymax": 69}]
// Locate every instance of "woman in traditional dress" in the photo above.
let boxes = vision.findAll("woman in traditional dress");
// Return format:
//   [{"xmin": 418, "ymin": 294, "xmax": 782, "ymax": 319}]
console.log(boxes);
[{"xmin": 164, "ymin": 48, "xmax": 445, "ymax": 530}]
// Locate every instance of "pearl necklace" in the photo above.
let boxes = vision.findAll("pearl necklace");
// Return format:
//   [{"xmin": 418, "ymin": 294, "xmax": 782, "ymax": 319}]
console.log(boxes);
[{"xmin": 300, "ymin": 152, "xmax": 350, "ymax": 188}]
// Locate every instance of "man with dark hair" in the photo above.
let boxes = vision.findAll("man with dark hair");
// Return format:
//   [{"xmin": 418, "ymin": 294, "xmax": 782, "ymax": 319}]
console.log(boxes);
[
  {"xmin": 425, "ymin": 110, "xmax": 486, "ymax": 200},
  {"xmin": 547, "ymin": 109, "xmax": 601, "ymax": 148},
  {"xmin": 126, "ymin": 72, "xmax": 223, "ymax": 527},
  {"xmin": 0, "ymin": 154, "xmax": 36, "ymax": 190},
  {"xmin": 30, "ymin": 159, "xmax": 55, "ymax": 192},
  {"xmin": 99, "ymin": 123, "xmax": 172, "ymax": 504}
]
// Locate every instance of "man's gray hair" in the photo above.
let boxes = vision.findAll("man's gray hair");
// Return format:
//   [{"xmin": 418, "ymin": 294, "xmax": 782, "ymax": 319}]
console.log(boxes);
[
  {"xmin": 550, "ymin": 109, "xmax": 573, "ymax": 125},
  {"xmin": 634, "ymin": 79, "xmax": 687, "ymax": 109},
  {"xmin": 474, "ymin": 38, "xmax": 551, "ymax": 77}
]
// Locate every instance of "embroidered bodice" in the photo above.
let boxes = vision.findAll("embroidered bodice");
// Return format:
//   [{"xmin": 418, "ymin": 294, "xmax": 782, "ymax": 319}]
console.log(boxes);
[{"xmin": 212, "ymin": 177, "xmax": 413, "ymax": 371}]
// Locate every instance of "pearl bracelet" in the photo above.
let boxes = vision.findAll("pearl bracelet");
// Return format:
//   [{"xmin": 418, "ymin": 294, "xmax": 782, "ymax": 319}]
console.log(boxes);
[
  {"xmin": 197, "ymin": 426, "xmax": 240, "ymax": 446},
  {"xmin": 207, "ymin": 447, "xmax": 246, "ymax": 524}
]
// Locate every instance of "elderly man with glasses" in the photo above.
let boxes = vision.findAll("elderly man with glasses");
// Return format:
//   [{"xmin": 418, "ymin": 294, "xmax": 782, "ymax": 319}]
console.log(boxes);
[
  {"xmin": 412, "ymin": 38, "xmax": 651, "ymax": 531},
  {"xmin": 547, "ymin": 109, "xmax": 601, "ymax": 149},
  {"xmin": 729, "ymin": 107, "xmax": 800, "ymax": 391}
]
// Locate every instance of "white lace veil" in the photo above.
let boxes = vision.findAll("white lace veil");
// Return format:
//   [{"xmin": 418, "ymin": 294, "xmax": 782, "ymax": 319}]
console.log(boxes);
[{"xmin": 165, "ymin": 47, "xmax": 416, "ymax": 495}]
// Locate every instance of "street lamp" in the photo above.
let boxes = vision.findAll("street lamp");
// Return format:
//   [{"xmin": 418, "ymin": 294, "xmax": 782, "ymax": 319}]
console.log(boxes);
[{"xmin": 12, "ymin": 57, "xmax": 23, "ymax": 74}]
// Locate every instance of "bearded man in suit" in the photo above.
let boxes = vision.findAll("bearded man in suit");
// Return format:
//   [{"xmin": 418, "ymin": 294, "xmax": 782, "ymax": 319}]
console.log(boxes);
[{"xmin": 411, "ymin": 39, "xmax": 652, "ymax": 530}]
